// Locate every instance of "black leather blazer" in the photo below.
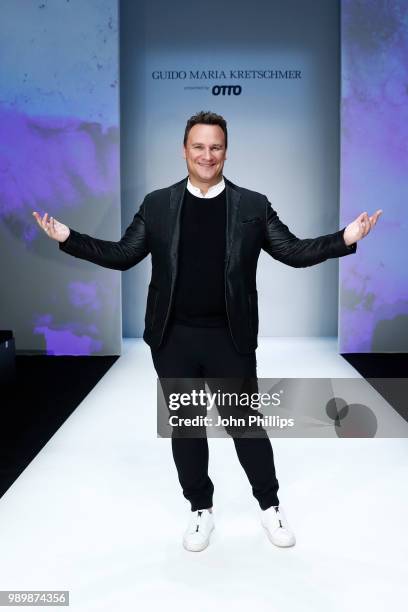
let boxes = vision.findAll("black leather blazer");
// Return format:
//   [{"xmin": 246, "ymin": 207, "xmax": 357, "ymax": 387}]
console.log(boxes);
[{"xmin": 59, "ymin": 176, "xmax": 356, "ymax": 353}]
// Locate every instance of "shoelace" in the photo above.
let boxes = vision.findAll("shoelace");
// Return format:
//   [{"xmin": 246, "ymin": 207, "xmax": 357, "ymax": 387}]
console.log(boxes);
[
  {"xmin": 194, "ymin": 510, "xmax": 204, "ymax": 533},
  {"xmin": 272, "ymin": 506, "xmax": 284, "ymax": 529},
  {"xmin": 188, "ymin": 510, "xmax": 206, "ymax": 533}
]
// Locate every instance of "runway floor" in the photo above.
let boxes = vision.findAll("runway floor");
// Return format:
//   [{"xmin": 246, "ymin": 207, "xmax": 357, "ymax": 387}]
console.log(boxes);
[{"xmin": 0, "ymin": 338, "xmax": 407, "ymax": 611}]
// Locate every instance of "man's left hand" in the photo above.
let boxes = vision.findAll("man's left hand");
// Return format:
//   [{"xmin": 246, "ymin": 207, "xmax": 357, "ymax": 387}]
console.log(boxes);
[{"xmin": 343, "ymin": 209, "xmax": 383, "ymax": 246}]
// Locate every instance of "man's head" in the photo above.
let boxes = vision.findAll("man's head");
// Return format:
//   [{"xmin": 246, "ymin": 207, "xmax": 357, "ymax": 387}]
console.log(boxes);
[{"xmin": 183, "ymin": 111, "xmax": 227, "ymax": 188}]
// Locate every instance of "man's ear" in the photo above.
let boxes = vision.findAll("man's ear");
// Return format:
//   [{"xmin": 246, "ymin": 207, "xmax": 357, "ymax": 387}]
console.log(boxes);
[{"xmin": 182, "ymin": 146, "xmax": 187, "ymax": 160}]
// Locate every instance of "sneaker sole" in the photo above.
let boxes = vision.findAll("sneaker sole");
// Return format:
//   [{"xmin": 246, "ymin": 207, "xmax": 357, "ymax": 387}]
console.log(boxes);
[
  {"xmin": 262, "ymin": 525, "xmax": 296, "ymax": 548},
  {"xmin": 182, "ymin": 525, "xmax": 214, "ymax": 552}
]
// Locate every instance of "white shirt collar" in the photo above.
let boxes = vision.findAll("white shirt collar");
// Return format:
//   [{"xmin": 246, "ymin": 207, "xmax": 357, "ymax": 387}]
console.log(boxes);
[{"xmin": 186, "ymin": 176, "xmax": 225, "ymax": 199}]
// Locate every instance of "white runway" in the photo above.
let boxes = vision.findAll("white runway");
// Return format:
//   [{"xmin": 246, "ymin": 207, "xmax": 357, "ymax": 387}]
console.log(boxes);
[{"xmin": 0, "ymin": 338, "xmax": 407, "ymax": 611}]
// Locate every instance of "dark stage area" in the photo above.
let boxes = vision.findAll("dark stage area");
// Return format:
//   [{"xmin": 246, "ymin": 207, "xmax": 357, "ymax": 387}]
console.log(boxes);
[
  {"xmin": 0, "ymin": 355, "xmax": 118, "ymax": 498},
  {"xmin": 342, "ymin": 353, "xmax": 408, "ymax": 422}
]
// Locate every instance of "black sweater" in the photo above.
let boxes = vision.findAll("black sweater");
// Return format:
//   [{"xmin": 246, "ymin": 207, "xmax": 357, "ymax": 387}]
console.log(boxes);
[{"xmin": 171, "ymin": 188, "xmax": 227, "ymax": 327}]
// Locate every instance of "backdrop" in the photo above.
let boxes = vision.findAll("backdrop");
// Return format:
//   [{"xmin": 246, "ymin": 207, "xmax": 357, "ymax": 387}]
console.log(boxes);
[
  {"xmin": 2, "ymin": 0, "xmax": 404, "ymax": 355},
  {"xmin": 121, "ymin": 0, "xmax": 342, "ymax": 340},
  {"xmin": 0, "ymin": 0, "xmax": 121, "ymax": 355},
  {"xmin": 339, "ymin": 0, "xmax": 408, "ymax": 352}
]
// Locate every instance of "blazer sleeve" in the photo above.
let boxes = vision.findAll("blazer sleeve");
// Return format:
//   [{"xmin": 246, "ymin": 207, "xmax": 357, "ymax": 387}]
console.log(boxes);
[
  {"xmin": 262, "ymin": 198, "xmax": 357, "ymax": 268},
  {"xmin": 58, "ymin": 200, "xmax": 150, "ymax": 271}
]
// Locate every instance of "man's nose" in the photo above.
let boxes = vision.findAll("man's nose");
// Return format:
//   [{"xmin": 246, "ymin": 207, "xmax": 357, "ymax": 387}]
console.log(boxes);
[{"xmin": 202, "ymin": 148, "xmax": 212, "ymax": 160}]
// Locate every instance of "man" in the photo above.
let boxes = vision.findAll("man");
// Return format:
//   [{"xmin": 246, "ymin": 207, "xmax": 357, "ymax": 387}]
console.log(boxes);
[{"xmin": 33, "ymin": 111, "xmax": 381, "ymax": 552}]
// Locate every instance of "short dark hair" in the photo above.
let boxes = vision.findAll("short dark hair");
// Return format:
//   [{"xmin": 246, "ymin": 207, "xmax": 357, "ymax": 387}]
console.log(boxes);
[{"xmin": 183, "ymin": 111, "xmax": 228, "ymax": 148}]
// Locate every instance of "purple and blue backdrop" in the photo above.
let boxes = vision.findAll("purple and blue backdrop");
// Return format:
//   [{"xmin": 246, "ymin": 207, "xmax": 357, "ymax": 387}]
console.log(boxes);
[
  {"xmin": 339, "ymin": 0, "xmax": 407, "ymax": 352},
  {"xmin": 1, "ymin": 0, "xmax": 405, "ymax": 355},
  {"xmin": 0, "ymin": 0, "xmax": 120, "ymax": 355}
]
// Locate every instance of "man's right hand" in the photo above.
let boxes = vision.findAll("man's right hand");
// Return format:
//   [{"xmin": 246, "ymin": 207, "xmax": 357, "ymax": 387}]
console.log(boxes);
[{"xmin": 32, "ymin": 211, "xmax": 70, "ymax": 243}]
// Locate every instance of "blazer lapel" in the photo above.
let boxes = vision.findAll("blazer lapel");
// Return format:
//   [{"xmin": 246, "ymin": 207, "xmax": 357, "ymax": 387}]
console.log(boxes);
[
  {"xmin": 169, "ymin": 177, "xmax": 187, "ymax": 259},
  {"xmin": 225, "ymin": 178, "xmax": 241, "ymax": 263}
]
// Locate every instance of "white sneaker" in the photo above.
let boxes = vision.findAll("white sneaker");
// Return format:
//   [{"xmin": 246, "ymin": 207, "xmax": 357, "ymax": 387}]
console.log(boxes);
[
  {"xmin": 261, "ymin": 505, "xmax": 296, "ymax": 547},
  {"xmin": 183, "ymin": 509, "xmax": 214, "ymax": 552}
]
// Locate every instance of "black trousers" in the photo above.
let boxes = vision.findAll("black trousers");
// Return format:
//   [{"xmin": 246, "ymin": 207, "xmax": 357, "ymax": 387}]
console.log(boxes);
[{"xmin": 151, "ymin": 323, "xmax": 280, "ymax": 511}]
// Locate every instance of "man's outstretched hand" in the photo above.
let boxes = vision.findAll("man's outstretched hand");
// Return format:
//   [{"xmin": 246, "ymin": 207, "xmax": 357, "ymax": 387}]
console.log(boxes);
[
  {"xmin": 343, "ymin": 210, "xmax": 382, "ymax": 246},
  {"xmin": 32, "ymin": 212, "xmax": 70, "ymax": 243}
]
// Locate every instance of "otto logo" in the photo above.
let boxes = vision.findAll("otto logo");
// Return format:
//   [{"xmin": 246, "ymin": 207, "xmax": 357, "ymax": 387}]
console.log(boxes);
[{"xmin": 212, "ymin": 85, "xmax": 242, "ymax": 96}]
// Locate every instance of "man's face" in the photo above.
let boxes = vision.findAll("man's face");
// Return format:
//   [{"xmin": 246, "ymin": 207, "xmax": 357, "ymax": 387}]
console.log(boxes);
[{"xmin": 183, "ymin": 124, "xmax": 227, "ymax": 185}]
